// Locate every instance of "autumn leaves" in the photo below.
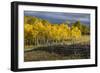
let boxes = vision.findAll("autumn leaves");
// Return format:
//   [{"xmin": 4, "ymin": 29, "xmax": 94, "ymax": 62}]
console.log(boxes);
[{"xmin": 24, "ymin": 16, "xmax": 82, "ymax": 46}]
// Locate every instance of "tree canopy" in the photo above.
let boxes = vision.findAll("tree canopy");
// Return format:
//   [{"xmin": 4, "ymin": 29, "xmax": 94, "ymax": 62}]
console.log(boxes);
[{"xmin": 24, "ymin": 16, "xmax": 89, "ymax": 45}]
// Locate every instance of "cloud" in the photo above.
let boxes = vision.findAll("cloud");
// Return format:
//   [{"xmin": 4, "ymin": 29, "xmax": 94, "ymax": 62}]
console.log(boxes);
[{"xmin": 24, "ymin": 11, "xmax": 90, "ymax": 24}]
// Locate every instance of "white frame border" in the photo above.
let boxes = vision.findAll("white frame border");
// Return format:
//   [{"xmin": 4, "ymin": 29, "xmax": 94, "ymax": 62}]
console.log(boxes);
[{"xmin": 18, "ymin": 5, "xmax": 96, "ymax": 69}]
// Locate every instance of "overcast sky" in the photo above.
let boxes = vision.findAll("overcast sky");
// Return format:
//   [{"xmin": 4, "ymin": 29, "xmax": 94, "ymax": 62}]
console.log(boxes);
[{"xmin": 24, "ymin": 11, "xmax": 90, "ymax": 25}]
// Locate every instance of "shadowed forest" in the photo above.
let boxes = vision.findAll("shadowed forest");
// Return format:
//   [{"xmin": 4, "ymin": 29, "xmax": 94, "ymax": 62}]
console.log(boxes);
[{"xmin": 24, "ymin": 14, "xmax": 90, "ymax": 62}]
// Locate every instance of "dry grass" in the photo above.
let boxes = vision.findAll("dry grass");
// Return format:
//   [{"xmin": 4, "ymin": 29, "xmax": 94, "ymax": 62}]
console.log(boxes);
[{"xmin": 24, "ymin": 35, "xmax": 90, "ymax": 51}]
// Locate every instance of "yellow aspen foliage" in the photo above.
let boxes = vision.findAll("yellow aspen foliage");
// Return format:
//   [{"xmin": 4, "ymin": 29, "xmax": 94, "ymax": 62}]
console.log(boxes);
[
  {"xmin": 32, "ymin": 30, "xmax": 38, "ymax": 38},
  {"xmin": 24, "ymin": 16, "xmax": 83, "ymax": 46},
  {"xmin": 24, "ymin": 24, "xmax": 33, "ymax": 41},
  {"xmin": 71, "ymin": 27, "xmax": 81, "ymax": 39},
  {"xmin": 59, "ymin": 23, "xmax": 71, "ymax": 40},
  {"xmin": 24, "ymin": 24, "xmax": 33, "ymax": 33}
]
